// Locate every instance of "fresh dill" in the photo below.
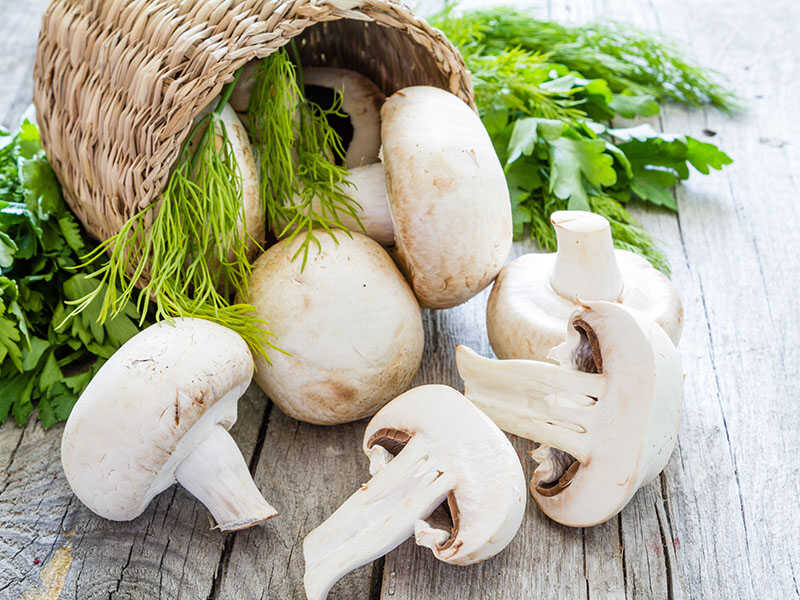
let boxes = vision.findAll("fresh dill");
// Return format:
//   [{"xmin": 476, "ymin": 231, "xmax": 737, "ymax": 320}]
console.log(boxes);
[
  {"xmin": 67, "ymin": 71, "xmax": 279, "ymax": 361},
  {"xmin": 248, "ymin": 47, "xmax": 363, "ymax": 268}
]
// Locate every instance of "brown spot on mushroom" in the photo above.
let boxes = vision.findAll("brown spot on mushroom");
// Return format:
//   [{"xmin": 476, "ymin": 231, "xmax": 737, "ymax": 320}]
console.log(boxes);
[{"xmin": 572, "ymin": 318, "xmax": 603, "ymax": 374}]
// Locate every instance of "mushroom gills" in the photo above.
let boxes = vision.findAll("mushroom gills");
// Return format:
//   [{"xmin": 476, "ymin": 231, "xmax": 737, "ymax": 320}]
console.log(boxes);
[{"xmin": 303, "ymin": 435, "xmax": 456, "ymax": 600}]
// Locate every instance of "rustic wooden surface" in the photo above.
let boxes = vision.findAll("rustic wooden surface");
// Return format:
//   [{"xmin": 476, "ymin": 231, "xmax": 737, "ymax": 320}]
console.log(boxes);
[{"xmin": 1, "ymin": 0, "xmax": 798, "ymax": 598}]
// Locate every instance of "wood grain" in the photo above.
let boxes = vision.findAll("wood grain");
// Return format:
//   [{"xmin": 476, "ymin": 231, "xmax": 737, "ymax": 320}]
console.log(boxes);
[{"xmin": 0, "ymin": 0, "xmax": 799, "ymax": 598}]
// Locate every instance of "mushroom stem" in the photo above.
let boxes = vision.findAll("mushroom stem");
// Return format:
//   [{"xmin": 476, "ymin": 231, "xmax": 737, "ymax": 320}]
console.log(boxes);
[
  {"xmin": 303, "ymin": 437, "xmax": 454, "ymax": 600},
  {"xmin": 311, "ymin": 163, "xmax": 394, "ymax": 245},
  {"xmin": 175, "ymin": 425, "xmax": 277, "ymax": 531},
  {"xmin": 456, "ymin": 346, "xmax": 601, "ymax": 462},
  {"xmin": 549, "ymin": 211, "xmax": 623, "ymax": 302}
]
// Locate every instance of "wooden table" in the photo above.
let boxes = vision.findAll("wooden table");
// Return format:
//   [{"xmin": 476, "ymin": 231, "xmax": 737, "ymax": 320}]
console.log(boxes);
[{"xmin": 1, "ymin": 0, "xmax": 798, "ymax": 598}]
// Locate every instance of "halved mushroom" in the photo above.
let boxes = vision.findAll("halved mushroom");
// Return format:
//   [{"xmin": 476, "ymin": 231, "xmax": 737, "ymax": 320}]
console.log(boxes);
[
  {"xmin": 241, "ymin": 231, "xmax": 424, "ymax": 425},
  {"xmin": 457, "ymin": 301, "xmax": 682, "ymax": 526},
  {"xmin": 487, "ymin": 210, "xmax": 682, "ymax": 361},
  {"xmin": 303, "ymin": 384, "xmax": 526, "ymax": 600},
  {"xmin": 321, "ymin": 86, "xmax": 512, "ymax": 308},
  {"xmin": 61, "ymin": 318, "xmax": 277, "ymax": 531}
]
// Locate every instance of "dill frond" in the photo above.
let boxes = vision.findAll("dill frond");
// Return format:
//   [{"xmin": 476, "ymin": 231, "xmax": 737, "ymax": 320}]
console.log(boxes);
[
  {"xmin": 67, "ymin": 72, "xmax": 280, "ymax": 362},
  {"xmin": 249, "ymin": 48, "xmax": 363, "ymax": 268}
]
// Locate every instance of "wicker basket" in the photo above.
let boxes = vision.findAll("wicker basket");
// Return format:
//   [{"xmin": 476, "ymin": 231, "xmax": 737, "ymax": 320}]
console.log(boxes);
[{"xmin": 32, "ymin": 0, "xmax": 474, "ymax": 244}]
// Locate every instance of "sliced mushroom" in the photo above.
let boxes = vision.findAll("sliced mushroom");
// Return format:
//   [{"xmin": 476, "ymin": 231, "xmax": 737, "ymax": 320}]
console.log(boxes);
[
  {"xmin": 487, "ymin": 210, "xmax": 682, "ymax": 361},
  {"xmin": 318, "ymin": 86, "xmax": 512, "ymax": 308},
  {"xmin": 457, "ymin": 301, "xmax": 683, "ymax": 526},
  {"xmin": 303, "ymin": 67, "xmax": 385, "ymax": 168},
  {"xmin": 303, "ymin": 385, "xmax": 526, "ymax": 600},
  {"xmin": 241, "ymin": 231, "xmax": 424, "ymax": 425},
  {"xmin": 61, "ymin": 318, "xmax": 277, "ymax": 531}
]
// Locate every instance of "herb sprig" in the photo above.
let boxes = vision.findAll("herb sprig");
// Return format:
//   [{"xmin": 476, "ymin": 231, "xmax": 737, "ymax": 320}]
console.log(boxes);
[
  {"xmin": 249, "ymin": 47, "xmax": 363, "ymax": 268},
  {"xmin": 0, "ymin": 120, "xmax": 139, "ymax": 427},
  {"xmin": 432, "ymin": 5, "xmax": 734, "ymax": 271}
]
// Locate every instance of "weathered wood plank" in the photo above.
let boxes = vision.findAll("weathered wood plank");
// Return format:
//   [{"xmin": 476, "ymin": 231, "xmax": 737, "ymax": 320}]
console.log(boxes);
[
  {"xmin": 213, "ymin": 410, "xmax": 375, "ymax": 600},
  {"xmin": 0, "ymin": 386, "xmax": 268, "ymax": 599},
  {"xmin": 0, "ymin": 0, "xmax": 49, "ymax": 127}
]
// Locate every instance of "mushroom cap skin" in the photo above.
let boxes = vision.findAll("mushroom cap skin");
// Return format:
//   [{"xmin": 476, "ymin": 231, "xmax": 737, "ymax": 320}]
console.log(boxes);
[
  {"xmin": 362, "ymin": 385, "xmax": 527, "ymax": 563},
  {"xmin": 458, "ymin": 301, "xmax": 683, "ymax": 527},
  {"xmin": 303, "ymin": 67, "xmax": 385, "ymax": 168},
  {"xmin": 381, "ymin": 86, "xmax": 513, "ymax": 309},
  {"xmin": 61, "ymin": 318, "xmax": 254, "ymax": 522},
  {"xmin": 243, "ymin": 231, "xmax": 424, "ymax": 425},
  {"xmin": 303, "ymin": 385, "xmax": 526, "ymax": 600},
  {"xmin": 487, "ymin": 211, "xmax": 682, "ymax": 361}
]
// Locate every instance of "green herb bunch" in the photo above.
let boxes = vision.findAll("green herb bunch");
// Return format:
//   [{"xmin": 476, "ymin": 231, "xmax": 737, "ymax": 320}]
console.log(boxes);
[
  {"xmin": 431, "ymin": 5, "xmax": 735, "ymax": 271},
  {"xmin": 0, "ymin": 120, "xmax": 139, "ymax": 427},
  {"xmin": 249, "ymin": 47, "xmax": 363, "ymax": 268},
  {"xmin": 69, "ymin": 72, "xmax": 280, "ymax": 363}
]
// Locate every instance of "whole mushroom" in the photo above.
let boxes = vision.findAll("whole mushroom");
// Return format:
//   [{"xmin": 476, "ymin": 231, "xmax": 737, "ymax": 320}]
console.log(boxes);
[
  {"xmin": 315, "ymin": 86, "xmax": 513, "ymax": 308},
  {"xmin": 487, "ymin": 210, "xmax": 682, "ymax": 361},
  {"xmin": 61, "ymin": 318, "xmax": 277, "ymax": 531},
  {"xmin": 241, "ymin": 231, "xmax": 424, "ymax": 425},
  {"xmin": 303, "ymin": 384, "xmax": 526, "ymax": 600},
  {"xmin": 457, "ymin": 301, "xmax": 683, "ymax": 527}
]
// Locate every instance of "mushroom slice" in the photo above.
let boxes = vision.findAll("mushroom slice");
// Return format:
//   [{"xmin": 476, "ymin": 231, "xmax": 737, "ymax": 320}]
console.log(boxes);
[
  {"xmin": 303, "ymin": 385, "xmax": 526, "ymax": 600},
  {"xmin": 487, "ymin": 210, "xmax": 682, "ymax": 362},
  {"xmin": 242, "ymin": 231, "xmax": 424, "ymax": 425},
  {"xmin": 457, "ymin": 301, "xmax": 683, "ymax": 527},
  {"xmin": 303, "ymin": 67, "xmax": 385, "ymax": 168},
  {"xmin": 61, "ymin": 318, "xmax": 277, "ymax": 531}
]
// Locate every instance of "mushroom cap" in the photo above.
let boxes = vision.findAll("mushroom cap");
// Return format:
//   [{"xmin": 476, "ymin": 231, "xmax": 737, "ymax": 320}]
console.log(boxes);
[
  {"xmin": 534, "ymin": 301, "xmax": 683, "ymax": 526},
  {"xmin": 381, "ymin": 86, "xmax": 512, "ymax": 309},
  {"xmin": 303, "ymin": 67, "xmax": 385, "ymax": 168},
  {"xmin": 364, "ymin": 385, "xmax": 526, "ymax": 564},
  {"xmin": 61, "ymin": 318, "xmax": 254, "ymax": 521},
  {"xmin": 487, "ymin": 250, "xmax": 682, "ymax": 361},
  {"xmin": 244, "ymin": 231, "xmax": 424, "ymax": 425}
]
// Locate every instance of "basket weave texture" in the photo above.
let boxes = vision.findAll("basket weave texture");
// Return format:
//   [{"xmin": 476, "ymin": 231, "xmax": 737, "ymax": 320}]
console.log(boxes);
[{"xmin": 32, "ymin": 0, "xmax": 474, "ymax": 243}]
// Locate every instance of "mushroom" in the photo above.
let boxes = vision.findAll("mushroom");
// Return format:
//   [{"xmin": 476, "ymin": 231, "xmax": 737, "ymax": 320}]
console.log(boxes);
[
  {"xmin": 487, "ymin": 210, "xmax": 682, "ymax": 361},
  {"xmin": 303, "ymin": 384, "xmax": 526, "ymax": 600},
  {"xmin": 187, "ymin": 102, "xmax": 265, "ymax": 258},
  {"xmin": 303, "ymin": 67, "xmax": 385, "ymax": 168},
  {"xmin": 456, "ymin": 301, "xmax": 683, "ymax": 527},
  {"xmin": 312, "ymin": 85, "xmax": 512, "ymax": 308},
  {"xmin": 241, "ymin": 230, "xmax": 424, "ymax": 425},
  {"xmin": 61, "ymin": 318, "xmax": 277, "ymax": 531}
]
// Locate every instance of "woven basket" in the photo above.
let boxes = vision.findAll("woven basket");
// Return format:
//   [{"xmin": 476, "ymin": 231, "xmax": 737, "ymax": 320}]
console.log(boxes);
[{"xmin": 32, "ymin": 0, "xmax": 474, "ymax": 243}]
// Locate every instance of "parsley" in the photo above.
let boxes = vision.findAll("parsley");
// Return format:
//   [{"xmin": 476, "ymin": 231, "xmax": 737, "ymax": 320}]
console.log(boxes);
[
  {"xmin": 0, "ymin": 120, "xmax": 139, "ymax": 428},
  {"xmin": 431, "ymin": 5, "xmax": 734, "ymax": 271}
]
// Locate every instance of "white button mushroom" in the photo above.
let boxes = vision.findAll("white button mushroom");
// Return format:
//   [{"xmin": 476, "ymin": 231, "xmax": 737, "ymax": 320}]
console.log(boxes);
[
  {"xmin": 242, "ymin": 231, "xmax": 424, "ymax": 425},
  {"xmin": 487, "ymin": 210, "xmax": 682, "ymax": 361},
  {"xmin": 61, "ymin": 318, "xmax": 277, "ymax": 531},
  {"xmin": 457, "ymin": 301, "xmax": 683, "ymax": 527},
  {"xmin": 326, "ymin": 86, "xmax": 513, "ymax": 308},
  {"xmin": 303, "ymin": 384, "xmax": 526, "ymax": 600}
]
